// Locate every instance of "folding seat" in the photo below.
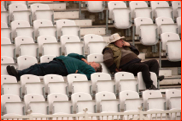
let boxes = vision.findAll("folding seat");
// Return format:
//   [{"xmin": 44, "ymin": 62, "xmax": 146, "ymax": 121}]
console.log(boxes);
[
  {"xmin": 30, "ymin": 4, "xmax": 50, "ymax": 20},
  {"xmin": 166, "ymin": 40, "xmax": 181, "ymax": 62},
  {"xmin": 12, "ymin": 10, "xmax": 32, "ymax": 24},
  {"xmin": 172, "ymin": 1, "xmax": 181, "ymax": 18},
  {"xmin": 71, "ymin": 92, "xmax": 92, "ymax": 113},
  {"xmin": 67, "ymin": 74, "xmax": 91, "ymax": 95},
  {"xmin": 40, "ymin": 55, "xmax": 55, "ymax": 63},
  {"xmin": 1, "ymin": 75, "xmax": 20, "ymax": 96},
  {"xmin": 35, "ymin": 10, "xmax": 54, "ymax": 23},
  {"xmin": 134, "ymin": 8, "xmax": 152, "ymax": 19},
  {"xmin": 177, "ymin": 7, "xmax": 181, "ymax": 17},
  {"xmin": 61, "ymin": 26, "xmax": 80, "ymax": 37},
  {"xmin": 1, "ymin": 22, "xmax": 8, "ymax": 28},
  {"xmin": 91, "ymin": 73, "xmax": 112, "ymax": 93},
  {"xmin": 115, "ymin": 72, "xmax": 137, "ymax": 93},
  {"xmin": 47, "ymin": 93, "xmax": 68, "ymax": 114},
  {"xmin": 1, "ymin": 11, "xmax": 9, "ymax": 26},
  {"xmin": 176, "ymin": 17, "xmax": 181, "ymax": 34},
  {"xmin": 65, "ymin": 42, "xmax": 84, "ymax": 55},
  {"xmin": 108, "ymin": 1, "xmax": 127, "ymax": 20},
  {"xmin": 155, "ymin": 7, "xmax": 173, "ymax": 18},
  {"xmin": 17, "ymin": 55, "xmax": 37, "ymax": 70},
  {"xmin": 15, "ymin": 27, "xmax": 34, "ymax": 39},
  {"xmin": 4, "ymin": 102, "xmax": 25, "ymax": 116},
  {"xmin": 56, "ymin": 20, "xmax": 76, "ymax": 39},
  {"xmin": 43, "ymin": 74, "xmax": 67, "ymax": 96},
  {"xmin": 11, "ymin": 20, "xmax": 30, "ymax": 39},
  {"xmin": 33, "ymin": 19, "xmax": 53, "ymax": 38},
  {"xmin": 1, "ymin": 28, "xmax": 12, "ymax": 44},
  {"xmin": 137, "ymin": 72, "xmax": 158, "ymax": 91},
  {"xmin": 150, "ymin": 1, "xmax": 169, "ymax": 18},
  {"xmin": 86, "ymin": 1, "xmax": 105, "ymax": 13},
  {"xmin": 1, "ymin": 56, "xmax": 16, "ymax": 75},
  {"xmin": 20, "ymin": 75, "xmax": 43, "ymax": 97},
  {"xmin": 1, "ymin": 44, "xmax": 15, "ymax": 59},
  {"xmin": 87, "ymin": 53, "xmax": 110, "ymax": 74},
  {"xmin": 38, "ymin": 26, "xmax": 57, "ymax": 39},
  {"xmin": 88, "ymin": 41, "xmax": 107, "ymax": 54},
  {"xmin": 1, "ymin": 94, "xmax": 21, "ymax": 115},
  {"xmin": 37, "ymin": 35, "xmax": 59, "ymax": 56},
  {"xmin": 24, "ymin": 94, "xmax": 45, "ymax": 108},
  {"xmin": 129, "ymin": 1, "xmax": 148, "ymax": 19},
  {"xmin": 15, "ymin": 36, "xmax": 38, "ymax": 57},
  {"xmin": 9, "ymin": 3, "xmax": 28, "ymax": 21}
]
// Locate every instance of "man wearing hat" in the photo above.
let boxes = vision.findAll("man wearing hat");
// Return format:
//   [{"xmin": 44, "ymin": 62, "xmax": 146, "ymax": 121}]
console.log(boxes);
[{"xmin": 102, "ymin": 33, "xmax": 164, "ymax": 90}]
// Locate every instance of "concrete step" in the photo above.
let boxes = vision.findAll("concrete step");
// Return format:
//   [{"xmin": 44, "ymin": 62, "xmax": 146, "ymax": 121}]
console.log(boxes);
[
  {"xmin": 74, "ymin": 19, "xmax": 92, "ymax": 27},
  {"xmin": 54, "ymin": 11, "xmax": 79, "ymax": 20},
  {"xmin": 28, "ymin": 1, "xmax": 54, "ymax": 4},
  {"xmin": 80, "ymin": 27, "xmax": 106, "ymax": 36},
  {"xmin": 160, "ymin": 75, "xmax": 181, "ymax": 85},
  {"xmin": 159, "ymin": 87, "xmax": 181, "ymax": 93},
  {"xmin": 159, "ymin": 69, "xmax": 172, "ymax": 77},
  {"xmin": 48, "ymin": 3, "xmax": 66, "ymax": 11}
]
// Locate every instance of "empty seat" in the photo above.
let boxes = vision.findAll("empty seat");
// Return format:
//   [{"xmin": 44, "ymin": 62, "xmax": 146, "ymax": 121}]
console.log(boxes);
[
  {"xmin": 15, "ymin": 27, "xmax": 34, "ymax": 38},
  {"xmin": 24, "ymin": 94, "xmax": 45, "ymax": 108},
  {"xmin": 1, "ymin": 44, "xmax": 15, "ymax": 59},
  {"xmin": 1, "ymin": 56, "xmax": 15, "ymax": 75},
  {"xmin": 4, "ymin": 102, "xmax": 25, "ymax": 116},
  {"xmin": 40, "ymin": 55, "xmax": 55, "ymax": 63},
  {"xmin": 176, "ymin": 17, "xmax": 181, "ymax": 34},
  {"xmin": 134, "ymin": 7, "xmax": 152, "ymax": 19},
  {"xmin": 17, "ymin": 56, "xmax": 38, "ymax": 70},
  {"xmin": 177, "ymin": 7, "xmax": 181, "ymax": 17},
  {"xmin": 1, "ymin": 11, "xmax": 9, "ymax": 26},
  {"xmin": 2, "ymin": 114, "xmax": 23, "ymax": 120},
  {"xmin": 38, "ymin": 26, "xmax": 57, "ymax": 38},
  {"xmin": 86, "ymin": 1, "xmax": 104, "ymax": 13},
  {"xmin": 43, "ymin": 43, "xmax": 61, "ymax": 57},
  {"xmin": 1, "ymin": 28, "xmax": 12, "ymax": 44},
  {"xmin": 65, "ymin": 42, "xmax": 84, "ymax": 55},
  {"xmin": 155, "ymin": 7, "xmax": 173, "ymax": 18},
  {"xmin": 12, "ymin": 10, "xmax": 31, "ymax": 24},
  {"xmin": 61, "ymin": 26, "xmax": 80, "ymax": 37},
  {"xmin": 166, "ymin": 40, "xmax": 181, "ymax": 62},
  {"xmin": 108, "ymin": 1, "xmax": 127, "ymax": 20},
  {"xmin": 35, "ymin": 10, "xmax": 54, "ymax": 23},
  {"xmin": 88, "ymin": 41, "xmax": 107, "ymax": 54},
  {"xmin": 1, "ymin": 75, "xmax": 17, "ymax": 85},
  {"xmin": 15, "ymin": 36, "xmax": 37, "ymax": 57},
  {"xmin": 33, "ymin": 19, "xmax": 53, "ymax": 37},
  {"xmin": 172, "ymin": 1, "xmax": 181, "ymax": 18}
]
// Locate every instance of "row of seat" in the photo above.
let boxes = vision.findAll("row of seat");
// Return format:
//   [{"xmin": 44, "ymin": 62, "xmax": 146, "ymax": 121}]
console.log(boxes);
[
  {"xmin": 1, "ymin": 89, "xmax": 181, "ymax": 120},
  {"xmin": 1, "ymin": 71, "xmax": 158, "ymax": 97}
]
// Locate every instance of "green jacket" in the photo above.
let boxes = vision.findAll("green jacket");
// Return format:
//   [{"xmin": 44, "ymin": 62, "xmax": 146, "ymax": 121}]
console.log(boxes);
[{"xmin": 55, "ymin": 53, "xmax": 95, "ymax": 80}]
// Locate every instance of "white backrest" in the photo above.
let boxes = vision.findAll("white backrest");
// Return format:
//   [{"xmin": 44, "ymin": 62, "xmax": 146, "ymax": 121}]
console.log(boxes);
[
  {"xmin": 88, "ymin": 41, "xmax": 107, "ymax": 54},
  {"xmin": 113, "ymin": 8, "xmax": 131, "ymax": 29},
  {"xmin": 129, "ymin": 1, "xmax": 148, "ymax": 18},
  {"xmin": 134, "ymin": 8, "xmax": 152, "ymax": 19},
  {"xmin": 172, "ymin": 1, "xmax": 181, "ymax": 17},
  {"xmin": 177, "ymin": 7, "xmax": 181, "ymax": 17},
  {"xmin": 1, "ymin": 22, "xmax": 8, "ymax": 28},
  {"xmin": 1, "ymin": 44, "xmax": 15, "ymax": 58},
  {"xmin": 1, "ymin": 75, "xmax": 17, "ymax": 85},
  {"xmin": 15, "ymin": 27, "xmax": 34, "ymax": 38},
  {"xmin": 56, "ymin": 20, "xmax": 76, "ymax": 38},
  {"xmin": 1, "ymin": 12, "xmax": 9, "ymax": 24},
  {"xmin": 134, "ymin": 17, "xmax": 153, "ymax": 35},
  {"xmin": 1, "ymin": 56, "xmax": 15, "ymax": 64},
  {"xmin": 77, "ymin": 100, "xmax": 95, "ymax": 113},
  {"xmin": 91, "ymin": 72, "xmax": 111, "ymax": 91},
  {"xmin": 43, "ymin": 43, "xmax": 60, "ymax": 56},
  {"xmin": 87, "ymin": 53, "xmax": 103, "ymax": 63},
  {"xmin": 4, "ymin": 102, "xmax": 25, "ymax": 115},
  {"xmin": 65, "ymin": 42, "xmax": 83, "ymax": 55},
  {"xmin": 24, "ymin": 94, "xmax": 45, "ymax": 107},
  {"xmin": 1, "ymin": 94, "xmax": 21, "ymax": 107},
  {"xmin": 40, "ymin": 55, "xmax": 55, "ymax": 63},
  {"xmin": 87, "ymin": 1, "xmax": 104, "ymax": 13},
  {"xmin": 166, "ymin": 40, "xmax": 181, "ymax": 62},
  {"xmin": 9, "ymin": 3, "xmax": 27, "ymax": 17},
  {"xmin": 108, "ymin": 1, "xmax": 127, "ymax": 19},
  {"xmin": 13, "ymin": 11, "xmax": 31, "ymax": 22},
  {"xmin": 166, "ymin": 89, "xmax": 181, "ymax": 109},
  {"xmin": 176, "ymin": 17, "xmax": 181, "ymax": 26},
  {"xmin": 161, "ymin": 32, "xmax": 180, "ymax": 51},
  {"xmin": 38, "ymin": 26, "xmax": 56, "ymax": 37},
  {"xmin": 96, "ymin": 91, "xmax": 116, "ymax": 104},
  {"xmin": 61, "ymin": 26, "xmax": 80, "ymax": 36},
  {"xmin": 44, "ymin": 74, "xmax": 64, "ymax": 89},
  {"xmin": 155, "ymin": 17, "xmax": 174, "ymax": 27},
  {"xmin": 170, "ymin": 97, "xmax": 181, "ymax": 110},
  {"xmin": 155, "ymin": 7, "xmax": 173, "ymax": 18},
  {"xmin": 150, "ymin": 1, "xmax": 169, "ymax": 17},
  {"xmin": 35, "ymin": 10, "xmax": 53, "ymax": 21},
  {"xmin": 125, "ymin": 98, "xmax": 143, "ymax": 111},
  {"xmin": 100, "ymin": 100, "xmax": 119, "ymax": 112},
  {"xmin": 1, "ymin": 28, "xmax": 12, "ymax": 44},
  {"xmin": 17, "ymin": 56, "xmax": 38, "ymax": 70},
  {"xmin": 160, "ymin": 24, "xmax": 178, "ymax": 34}
]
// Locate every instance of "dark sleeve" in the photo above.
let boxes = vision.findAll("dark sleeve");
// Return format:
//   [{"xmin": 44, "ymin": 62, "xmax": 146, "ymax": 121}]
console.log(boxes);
[
  {"xmin": 67, "ymin": 53, "xmax": 85, "ymax": 60},
  {"xmin": 103, "ymin": 48, "xmax": 117, "ymax": 74},
  {"xmin": 129, "ymin": 43, "xmax": 139, "ymax": 55}
]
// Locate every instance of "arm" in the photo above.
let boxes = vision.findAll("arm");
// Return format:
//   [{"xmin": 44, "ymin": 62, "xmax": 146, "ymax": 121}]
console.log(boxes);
[
  {"xmin": 123, "ymin": 41, "xmax": 139, "ymax": 55},
  {"xmin": 67, "ymin": 53, "xmax": 85, "ymax": 60}
]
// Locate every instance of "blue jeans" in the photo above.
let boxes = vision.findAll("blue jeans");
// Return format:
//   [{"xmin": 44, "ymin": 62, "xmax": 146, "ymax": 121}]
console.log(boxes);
[{"xmin": 18, "ymin": 59, "xmax": 68, "ymax": 77}]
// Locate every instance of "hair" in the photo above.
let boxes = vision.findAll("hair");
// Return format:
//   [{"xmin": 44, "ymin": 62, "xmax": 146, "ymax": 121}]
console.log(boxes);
[{"xmin": 96, "ymin": 63, "xmax": 102, "ymax": 72}]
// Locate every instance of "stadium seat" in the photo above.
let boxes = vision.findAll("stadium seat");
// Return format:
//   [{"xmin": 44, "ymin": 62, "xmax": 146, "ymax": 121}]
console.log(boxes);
[
  {"xmin": 56, "ymin": 20, "xmax": 76, "ymax": 39},
  {"xmin": 129, "ymin": 1, "xmax": 148, "ymax": 19},
  {"xmin": 11, "ymin": 20, "xmax": 30, "ymax": 39},
  {"xmin": 124, "ymin": 98, "xmax": 143, "ymax": 111},
  {"xmin": 1, "ymin": 56, "xmax": 16, "ymax": 75},
  {"xmin": 15, "ymin": 27, "xmax": 34, "ymax": 38},
  {"xmin": 27, "ymin": 101, "xmax": 48, "ymax": 115},
  {"xmin": 30, "ymin": 4, "xmax": 50, "ymax": 20},
  {"xmin": 37, "ymin": 35, "xmax": 58, "ymax": 55},
  {"xmin": 137, "ymin": 72, "xmax": 158, "ymax": 91},
  {"xmin": 12, "ymin": 11, "xmax": 31, "ymax": 24},
  {"xmin": 65, "ymin": 42, "xmax": 84, "ymax": 55},
  {"xmin": 172, "ymin": 1, "xmax": 181, "ymax": 18},
  {"xmin": 176, "ymin": 17, "xmax": 181, "ymax": 34},
  {"xmin": 166, "ymin": 40, "xmax": 181, "ymax": 62},
  {"xmin": 119, "ymin": 90, "xmax": 140, "ymax": 111},
  {"xmin": 47, "ymin": 93, "xmax": 68, "ymax": 114},
  {"xmin": 88, "ymin": 41, "xmax": 107, "ymax": 54},
  {"xmin": 1, "ymin": 44, "xmax": 15, "ymax": 59},
  {"xmin": 1, "ymin": 28, "xmax": 12, "ymax": 44},
  {"xmin": 1, "ymin": 75, "xmax": 17, "ymax": 85},
  {"xmin": 155, "ymin": 7, "xmax": 173, "ymax": 18},
  {"xmin": 9, "ymin": 3, "xmax": 28, "ymax": 21},
  {"xmin": 38, "ymin": 26, "xmax": 57, "ymax": 39},
  {"xmin": 43, "ymin": 74, "xmax": 67, "ymax": 95},
  {"xmin": 61, "ymin": 26, "xmax": 80, "ymax": 37},
  {"xmin": 33, "ymin": 19, "xmax": 53, "ymax": 38},
  {"xmin": 146, "ymin": 109, "xmax": 167, "ymax": 120},
  {"xmin": 86, "ymin": 1, "xmax": 105, "ymax": 13},
  {"xmin": 15, "ymin": 36, "xmax": 38, "ymax": 57},
  {"xmin": 1, "ymin": 11, "xmax": 9, "ymax": 26},
  {"xmin": 95, "ymin": 91, "xmax": 116, "ymax": 112},
  {"xmin": 40, "ymin": 55, "xmax": 55, "ymax": 63},
  {"xmin": 17, "ymin": 55, "xmax": 38, "ymax": 70},
  {"xmin": 1, "ymin": 22, "xmax": 8, "ymax": 28},
  {"xmin": 169, "ymin": 97, "xmax": 181, "ymax": 120},
  {"xmin": 42, "ymin": 43, "xmax": 61, "ymax": 57},
  {"xmin": 108, "ymin": 1, "xmax": 127, "ymax": 20},
  {"xmin": 35, "ymin": 10, "xmax": 54, "ymax": 23},
  {"xmin": 24, "ymin": 94, "xmax": 45, "ymax": 108},
  {"xmin": 4, "ymin": 102, "xmax": 25, "ymax": 116},
  {"xmin": 177, "ymin": 7, "xmax": 181, "ymax": 17}
]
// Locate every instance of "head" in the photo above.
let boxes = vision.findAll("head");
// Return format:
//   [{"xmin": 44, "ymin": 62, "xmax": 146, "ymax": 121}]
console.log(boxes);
[
  {"xmin": 107, "ymin": 33, "xmax": 125, "ymax": 47},
  {"xmin": 88, "ymin": 62, "xmax": 102, "ymax": 72},
  {"xmin": 114, "ymin": 39, "xmax": 124, "ymax": 48}
]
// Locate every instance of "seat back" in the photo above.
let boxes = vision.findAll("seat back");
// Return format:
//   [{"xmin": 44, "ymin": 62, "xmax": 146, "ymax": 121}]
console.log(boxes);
[
  {"xmin": 88, "ymin": 41, "xmax": 107, "ymax": 54},
  {"xmin": 43, "ymin": 43, "xmax": 60, "ymax": 56},
  {"xmin": 24, "ymin": 94, "xmax": 45, "ymax": 108},
  {"xmin": 40, "ymin": 55, "xmax": 55, "ymax": 63},
  {"xmin": 65, "ymin": 42, "xmax": 84, "ymax": 55},
  {"xmin": 172, "ymin": 1, "xmax": 181, "ymax": 17},
  {"xmin": 61, "ymin": 26, "xmax": 80, "ymax": 37},
  {"xmin": 1, "ymin": 44, "xmax": 15, "ymax": 58},
  {"xmin": 35, "ymin": 10, "xmax": 53, "ymax": 22},
  {"xmin": 15, "ymin": 27, "xmax": 34, "ymax": 38},
  {"xmin": 1, "ymin": 75, "xmax": 17, "ymax": 85},
  {"xmin": 155, "ymin": 7, "xmax": 173, "ymax": 18},
  {"xmin": 12, "ymin": 10, "xmax": 31, "ymax": 23},
  {"xmin": 17, "ymin": 56, "xmax": 38, "ymax": 70},
  {"xmin": 53, "ymin": 101, "xmax": 72, "ymax": 114},
  {"xmin": 1, "ymin": 28, "xmax": 11, "ymax": 44},
  {"xmin": 166, "ymin": 89, "xmax": 181, "ymax": 109},
  {"xmin": 125, "ymin": 98, "xmax": 143, "ymax": 111},
  {"xmin": 100, "ymin": 99, "xmax": 119, "ymax": 112},
  {"xmin": 87, "ymin": 1, "xmax": 104, "ymax": 13},
  {"xmin": 5, "ymin": 102, "xmax": 25, "ymax": 115},
  {"xmin": 38, "ymin": 26, "xmax": 57, "ymax": 38},
  {"xmin": 150, "ymin": 1, "xmax": 169, "ymax": 17},
  {"xmin": 76, "ymin": 100, "xmax": 95, "ymax": 113},
  {"xmin": 134, "ymin": 8, "xmax": 152, "ymax": 19},
  {"xmin": 28, "ymin": 102, "xmax": 48, "ymax": 114}
]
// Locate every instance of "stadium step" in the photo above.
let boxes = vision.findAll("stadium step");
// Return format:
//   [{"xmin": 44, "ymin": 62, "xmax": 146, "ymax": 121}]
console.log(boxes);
[
  {"xmin": 54, "ymin": 11, "xmax": 79, "ymax": 20},
  {"xmin": 80, "ymin": 27, "xmax": 106, "ymax": 36},
  {"xmin": 74, "ymin": 19, "xmax": 92, "ymax": 27},
  {"xmin": 48, "ymin": 3, "xmax": 67, "ymax": 11},
  {"xmin": 160, "ymin": 75, "xmax": 181, "ymax": 85}
]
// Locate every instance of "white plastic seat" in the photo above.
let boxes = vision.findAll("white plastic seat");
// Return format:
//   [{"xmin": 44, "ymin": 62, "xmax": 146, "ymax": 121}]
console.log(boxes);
[
  {"xmin": 150, "ymin": 1, "xmax": 169, "ymax": 18},
  {"xmin": 95, "ymin": 91, "xmax": 116, "ymax": 112},
  {"xmin": 177, "ymin": 7, "xmax": 181, "ymax": 17},
  {"xmin": 176, "ymin": 17, "xmax": 181, "ymax": 34},
  {"xmin": 15, "ymin": 27, "xmax": 34, "ymax": 38},
  {"xmin": 88, "ymin": 41, "xmax": 107, "ymax": 54},
  {"xmin": 9, "ymin": 3, "xmax": 28, "ymax": 20},
  {"xmin": 87, "ymin": 1, "xmax": 104, "ymax": 13},
  {"xmin": 24, "ymin": 94, "xmax": 45, "ymax": 108},
  {"xmin": 155, "ymin": 7, "xmax": 173, "ymax": 18},
  {"xmin": 172, "ymin": 1, "xmax": 181, "ymax": 18},
  {"xmin": 1, "ymin": 75, "xmax": 17, "ymax": 85},
  {"xmin": 17, "ymin": 56, "xmax": 38, "ymax": 70},
  {"xmin": 28, "ymin": 102, "xmax": 48, "ymax": 115},
  {"xmin": 76, "ymin": 100, "xmax": 96, "ymax": 114},
  {"xmin": 168, "ymin": 97, "xmax": 181, "ymax": 120},
  {"xmin": 15, "ymin": 36, "xmax": 37, "ymax": 57},
  {"xmin": 134, "ymin": 7, "xmax": 152, "ymax": 19},
  {"xmin": 30, "ymin": 113, "xmax": 47, "ymax": 120},
  {"xmin": 161, "ymin": 32, "xmax": 180, "ymax": 51},
  {"xmin": 119, "ymin": 90, "xmax": 140, "ymax": 111},
  {"xmin": 1, "ymin": 11, "xmax": 9, "ymax": 25},
  {"xmin": 4, "ymin": 102, "xmax": 25, "ymax": 116},
  {"xmin": 166, "ymin": 40, "xmax": 181, "ymax": 62},
  {"xmin": 108, "ymin": 1, "xmax": 127, "ymax": 20},
  {"xmin": 61, "ymin": 26, "xmax": 80, "ymax": 37},
  {"xmin": 129, "ymin": 1, "xmax": 148, "ymax": 19},
  {"xmin": 30, "ymin": 4, "xmax": 50, "ymax": 20},
  {"xmin": 1, "ymin": 44, "xmax": 15, "ymax": 58},
  {"xmin": 43, "ymin": 43, "xmax": 61, "ymax": 57},
  {"xmin": 40, "ymin": 55, "xmax": 55, "ymax": 63},
  {"xmin": 1, "ymin": 57, "xmax": 15, "ymax": 75},
  {"xmin": 124, "ymin": 98, "xmax": 143, "ymax": 111},
  {"xmin": 33, "ymin": 19, "xmax": 53, "ymax": 37},
  {"xmin": 1, "ymin": 22, "xmax": 8, "ymax": 28},
  {"xmin": 113, "ymin": 8, "xmax": 132, "ymax": 29},
  {"xmin": 12, "ymin": 10, "xmax": 31, "ymax": 24},
  {"xmin": 2, "ymin": 81, "xmax": 20, "ymax": 96},
  {"xmin": 38, "ymin": 26, "xmax": 57, "ymax": 38},
  {"xmin": 166, "ymin": 89, "xmax": 181, "ymax": 109},
  {"xmin": 11, "ymin": 20, "xmax": 30, "ymax": 39},
  {"xmin": 1, "ymin": 28, "xmax": 12, "ymax": 44},
  {"xmin": 35, "ymin": 10, "xmax": 53, "ymax": 22},
  {"xmin": 52, "ymin": 102, "xmax": 72, "ymax": 116},
  {"xmin": 65, "ymin": 42, "xmax": 84, "ymax": 55},
  {"xmin": 37, "ymin": 35, "xmax": 57, "ymax": 55},
  {"xmin": 56, "ymin": 20, "xmax": 76, "ymax": 39}
]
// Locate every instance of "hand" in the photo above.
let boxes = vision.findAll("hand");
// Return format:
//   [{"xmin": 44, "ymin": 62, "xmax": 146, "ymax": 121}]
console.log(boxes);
[
  {"xmin": 75, "ymin": 70, "xmax": 78, "ymax": 73},
  {"xmin": 123, "ymin": 41, "xmax": 130, "ymax": 47},
  {"xmin": 115, "ymin": 68, "xmax": 122, "ymax": 72},
  {"xmin": 81, "ymin": 58, "xmax": 88, "ymax": 64}
]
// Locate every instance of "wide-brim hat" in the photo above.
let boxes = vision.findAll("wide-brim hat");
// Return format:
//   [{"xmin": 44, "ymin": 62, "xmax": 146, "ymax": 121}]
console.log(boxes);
[{"xmin": 107, "ymin": 33, "xmax": 125, "ymax": 44}]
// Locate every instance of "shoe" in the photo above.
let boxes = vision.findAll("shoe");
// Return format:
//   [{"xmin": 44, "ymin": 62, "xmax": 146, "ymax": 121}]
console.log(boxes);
[
  {"xmin": 148, "ymin": 84, "xmax": 159, "ymax": 90},
  {"xmin": 158, "ymin": 75, "xmax": 164, "ymax": 81},
  {"xmin": 10, "ymin": 66, "xmax": 20, "ymax": 81},
  {"xmin": 6, "ymin": 65, "xmax": 13, "ymax": 75}
]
